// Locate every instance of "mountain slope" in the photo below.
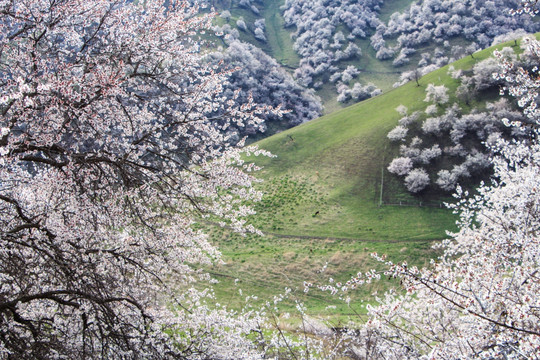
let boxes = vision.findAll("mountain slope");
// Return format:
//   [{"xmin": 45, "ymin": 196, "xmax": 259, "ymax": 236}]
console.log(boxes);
[
  {"xmin": 205, "ymin": 39, "xmax": 529, "ymax": 320},
  {"xmin": 248, "ymin": 35, "xmax": 536, "ymax": 239},
  {"xmin": 245, "ymin": 52, "xmax": 505, "ymax": 241}
]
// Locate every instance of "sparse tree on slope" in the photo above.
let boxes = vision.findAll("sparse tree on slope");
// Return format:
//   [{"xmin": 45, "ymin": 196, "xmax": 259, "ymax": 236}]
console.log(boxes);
[
  {"xmin": 403, "ymin": 168, "xmax": 430, "ymax": 193},
  {"xmin": 387, "ymin": 157, "xmax": 413, "ymax": 176},
  {"xmin": 424, "ymin": 84, "xmax": 450, "ymax": 106}
]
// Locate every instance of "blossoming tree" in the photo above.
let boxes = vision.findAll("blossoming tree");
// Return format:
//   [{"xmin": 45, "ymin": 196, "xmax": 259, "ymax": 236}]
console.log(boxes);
[{"xmin": 0, "ymin": 0, "xmax": 273, "ymax": 358}]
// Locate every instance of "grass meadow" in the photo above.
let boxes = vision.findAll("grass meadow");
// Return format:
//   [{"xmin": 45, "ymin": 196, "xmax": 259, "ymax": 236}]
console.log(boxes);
[{"xmin": 201, "ymin": 30, "xmax": 535, "ymax": 324}]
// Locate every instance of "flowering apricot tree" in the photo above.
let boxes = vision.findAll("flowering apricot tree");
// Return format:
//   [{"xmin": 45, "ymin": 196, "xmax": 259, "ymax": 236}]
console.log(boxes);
[{"xmin": 0, "ymin": 0, "xmax": 272, "ymax": 358}]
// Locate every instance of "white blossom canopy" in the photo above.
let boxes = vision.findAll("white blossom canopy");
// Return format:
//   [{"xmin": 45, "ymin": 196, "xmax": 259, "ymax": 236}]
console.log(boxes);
[{"xmin": 0, "ymin": 0, "xmax": 273, "ymax": 358}]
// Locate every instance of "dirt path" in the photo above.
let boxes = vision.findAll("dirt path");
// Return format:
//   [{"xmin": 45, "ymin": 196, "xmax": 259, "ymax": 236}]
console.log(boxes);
[{"xmin": 264, "ymin": 231, "xmax": 444, "ymax": 243}]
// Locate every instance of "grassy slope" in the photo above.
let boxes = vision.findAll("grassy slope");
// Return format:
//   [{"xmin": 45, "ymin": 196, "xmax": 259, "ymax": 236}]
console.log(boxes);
[
  {"xmin": 262, "ymin": 0, "xmax": 300, "ymax": 68},
  {"xmin": 206, "ymin": 39, "xmax": 529, "ymax": 322},
  {"xmin": 250, "ymin": 82, "xmax": 453, "ymax": 241},
  {"xmin": 249, "ymin": 37, "xmax": 533, "ymax": 235},
  {"xmin": 214, "ymin": 0, "xmax": 300, "ymax": 68}
]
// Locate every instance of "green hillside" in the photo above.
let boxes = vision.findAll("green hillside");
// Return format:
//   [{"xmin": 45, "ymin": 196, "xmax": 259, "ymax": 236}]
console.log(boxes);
[{"xmin": 204, "ymin": 39, "xmax": 526, "ymax": 323}]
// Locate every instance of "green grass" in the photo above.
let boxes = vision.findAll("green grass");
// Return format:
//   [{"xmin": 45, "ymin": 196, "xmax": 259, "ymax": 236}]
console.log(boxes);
[
  {"xmin": 262, "ymin": 0, "xmax": 300, "ymax": 68},
  {"xmin": 203, "ymin": 39, "xmax": 532, "ymax": 324},
  {"xmin": 204, "ymin": 228, "xmax": 438, "ymax": 325},
  {"xmin": 249, "ymin": 82, "xmax": 457, "ymax": 239}
]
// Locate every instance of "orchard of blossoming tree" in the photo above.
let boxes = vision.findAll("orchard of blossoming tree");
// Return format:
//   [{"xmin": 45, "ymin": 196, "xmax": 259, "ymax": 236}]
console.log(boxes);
[{"xmin": 2, "ymin": 0, "xmax": 540, "ymax": 359}]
